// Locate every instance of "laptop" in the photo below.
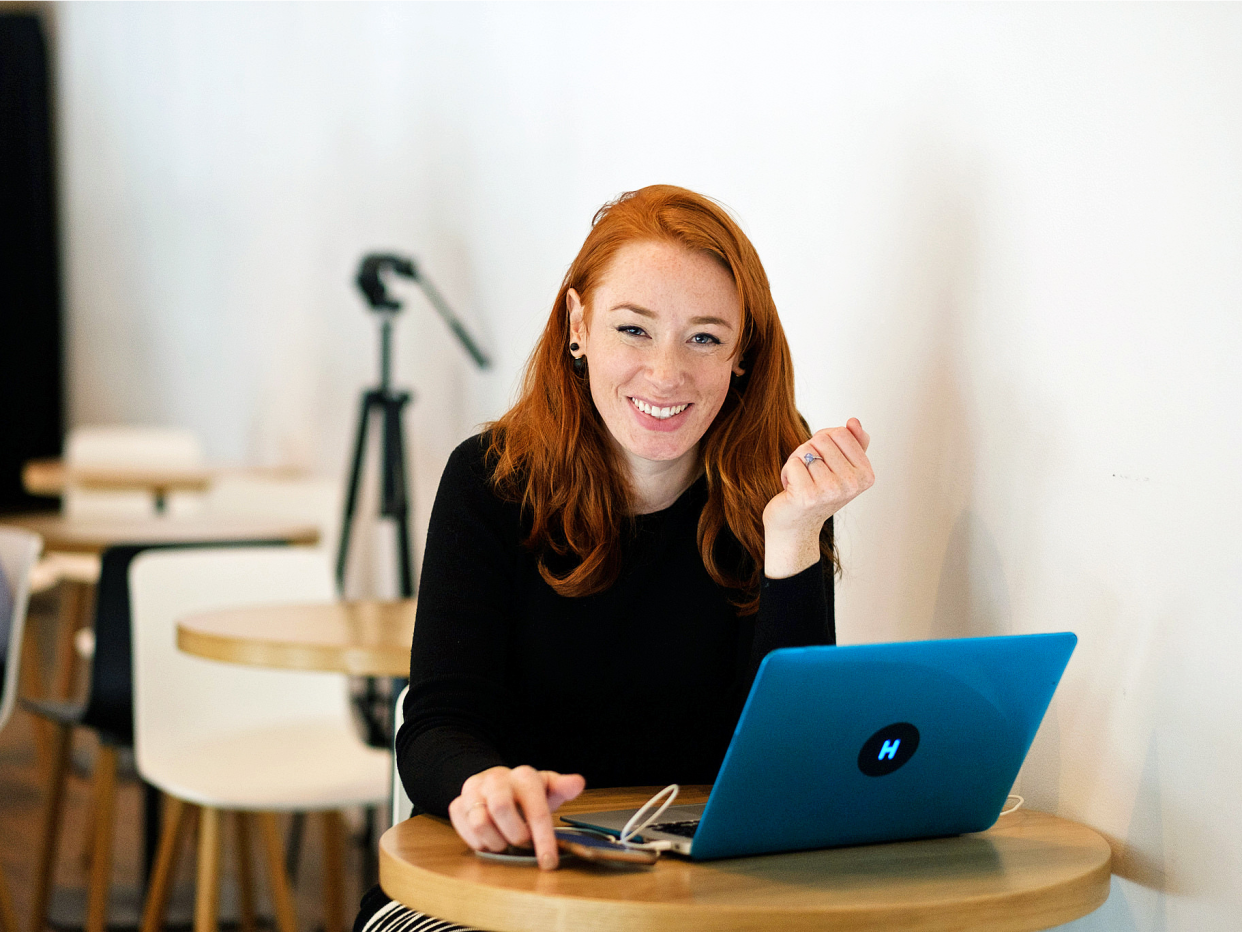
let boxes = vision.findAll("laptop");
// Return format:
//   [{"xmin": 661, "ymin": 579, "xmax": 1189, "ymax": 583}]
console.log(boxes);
[{"xmin": 563, "ymin": 632, "xmax": 1076, "ymax": 860}]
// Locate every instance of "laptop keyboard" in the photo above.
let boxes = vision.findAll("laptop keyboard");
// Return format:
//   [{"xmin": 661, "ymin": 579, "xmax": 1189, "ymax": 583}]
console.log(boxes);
[{"xmin": 648, "ymin": 820, "xmax": 699, "ymax": 838}]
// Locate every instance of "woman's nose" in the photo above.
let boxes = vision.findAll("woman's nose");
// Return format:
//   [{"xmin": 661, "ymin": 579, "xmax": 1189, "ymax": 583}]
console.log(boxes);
[{"xmin": 646, "ymin": 343, "xmax": 685, "ymax": 390}]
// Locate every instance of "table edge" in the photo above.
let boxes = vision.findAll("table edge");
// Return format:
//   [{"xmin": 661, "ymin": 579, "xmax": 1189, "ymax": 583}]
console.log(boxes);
[
  {"xmin": 378, "ymin": 809, "xmax": 1113, "ymax": 932},
  {"xmin": 176, "ymin": 625, "xmax": 409, "ymax": 677}
]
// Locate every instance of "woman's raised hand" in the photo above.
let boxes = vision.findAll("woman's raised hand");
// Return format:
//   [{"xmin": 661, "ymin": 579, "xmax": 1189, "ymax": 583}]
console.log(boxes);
[
  {"xmin": 762, "ymin": 417, "xmax": 874, "ymax": 579},
  {"xmin": 448, "ymin": 765, "xmax": 587, "ymax": 870}
]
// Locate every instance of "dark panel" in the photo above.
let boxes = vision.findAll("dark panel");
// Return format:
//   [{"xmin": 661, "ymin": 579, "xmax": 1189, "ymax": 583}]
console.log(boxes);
[{"xmin": 0, "ymin": 13, "xmax": 63, "ymax": 512}]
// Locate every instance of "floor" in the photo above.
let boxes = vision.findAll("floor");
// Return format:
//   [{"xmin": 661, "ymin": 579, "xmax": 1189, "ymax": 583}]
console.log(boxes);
[{"xmin": 0, "ymin": 588, "xmax": 371, "ymax": 932}]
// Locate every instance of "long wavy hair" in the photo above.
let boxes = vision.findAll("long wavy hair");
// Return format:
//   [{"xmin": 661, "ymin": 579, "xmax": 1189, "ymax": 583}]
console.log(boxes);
[{"xmin": 486, "ymin": 185, "xmax": 835, "ymax": 614}]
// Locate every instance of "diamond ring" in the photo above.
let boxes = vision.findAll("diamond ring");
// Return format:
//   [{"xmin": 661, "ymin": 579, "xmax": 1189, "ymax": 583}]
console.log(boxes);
[{"xmin": 803, "ymin": 453, "xmax": 821, "ymax": 466}]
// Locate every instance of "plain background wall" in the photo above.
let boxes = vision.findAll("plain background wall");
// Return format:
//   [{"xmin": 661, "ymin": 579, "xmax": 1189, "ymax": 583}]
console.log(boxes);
[{"xmin": 53, "ymin": 3, "xmax": 1241, "ymax": 929}]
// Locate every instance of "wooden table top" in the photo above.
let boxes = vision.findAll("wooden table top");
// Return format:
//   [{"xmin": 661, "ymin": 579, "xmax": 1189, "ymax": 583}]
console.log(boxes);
[
  {"xmin": 22, "ymin": 458, "xmax": 215, "ymax": 495},
  {"xmin": 177, "ymin": 599, "xmax": 416, "ymax": 677},
  {"xmin": 379, "ymin": 786, "xmax": 1112, "ymax": 932},
  {"xmin": 0, "ymin": 513, "xmax": 320, "ymax": 554}
]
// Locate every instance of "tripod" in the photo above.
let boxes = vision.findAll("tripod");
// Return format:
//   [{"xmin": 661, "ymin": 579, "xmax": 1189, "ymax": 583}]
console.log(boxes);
[{"xmin": 336, "ymin": 253, "xmax": 490, "ymax": 605}]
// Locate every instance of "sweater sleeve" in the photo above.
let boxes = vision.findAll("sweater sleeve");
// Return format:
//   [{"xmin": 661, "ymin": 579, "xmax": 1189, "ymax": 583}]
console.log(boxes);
[
  {"xmin": 746, "ymin": 522, "xmax": 836, "ymax": 686},
  {"xmin": 395, "ymin": 436, "xmax": 515, "ymax": 817}
]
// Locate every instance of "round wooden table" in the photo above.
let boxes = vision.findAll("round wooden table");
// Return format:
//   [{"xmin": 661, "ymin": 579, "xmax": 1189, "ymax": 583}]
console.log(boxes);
[
  {"xmin": 22, "ymin": 458, "xmax": 215, "ymax": 497},
  {"xmin": 1, "ymin": 514, "xmax": 320, "ymax": 554},
  {"xmin": 177, "ymin": 599, "xmax": 417, "ymax": 677},
  {"xmin": 379, "ymin": 786, "xmax": 1112, "ymax": 932}
]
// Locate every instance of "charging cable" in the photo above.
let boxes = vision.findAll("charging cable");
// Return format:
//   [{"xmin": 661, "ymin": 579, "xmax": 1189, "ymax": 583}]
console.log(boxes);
[
  {"xmin": 1000, "ymin": 794, "xmax": 1024, "ymax": 815},
  {"xmin": 617, "ymin": 784, "xmax": 681, "ymax": 852}
]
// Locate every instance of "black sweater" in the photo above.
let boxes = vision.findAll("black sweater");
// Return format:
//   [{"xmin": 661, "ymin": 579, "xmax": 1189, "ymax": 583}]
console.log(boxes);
[{"xmin": 397, "ymin": 434, "xmax": 835, "ymax": 816}]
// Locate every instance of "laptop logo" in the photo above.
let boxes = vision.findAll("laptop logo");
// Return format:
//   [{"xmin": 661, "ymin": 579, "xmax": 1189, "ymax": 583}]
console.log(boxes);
[{"xmin": 858, "ymin": 723, "xmax": 920, "ymax": 776}]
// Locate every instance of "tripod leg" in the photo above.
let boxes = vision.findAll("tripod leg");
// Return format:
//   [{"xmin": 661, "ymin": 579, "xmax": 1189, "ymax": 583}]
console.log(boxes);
[
  {"xmin": 380, "ymin": 394, "xmax": 415, "ymax": 598},
  {"xmin": 337, "ymin": 392, "xmax": 376, "ymax": 593}
]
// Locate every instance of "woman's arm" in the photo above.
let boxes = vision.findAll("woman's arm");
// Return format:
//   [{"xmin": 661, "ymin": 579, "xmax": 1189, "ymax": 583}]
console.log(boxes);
[
  {"xmin": 397, "ymin": 437, "xmax": 516, "ymax": 813},
  {"xmin": 396, "ymin": 436, "xmax": 583, "ymax": 870}
]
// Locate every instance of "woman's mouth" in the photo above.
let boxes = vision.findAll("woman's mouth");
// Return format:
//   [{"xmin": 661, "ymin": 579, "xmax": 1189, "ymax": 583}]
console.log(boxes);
[{"xmin": 630, "ymin": 397, "xmax": 691, "ymax": 420}]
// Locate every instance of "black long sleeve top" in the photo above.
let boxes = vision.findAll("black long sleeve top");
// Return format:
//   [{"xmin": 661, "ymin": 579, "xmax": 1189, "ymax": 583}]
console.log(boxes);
[{"xmin": 397, "ymin": 434, "xmax": 835, "ymax": 817}]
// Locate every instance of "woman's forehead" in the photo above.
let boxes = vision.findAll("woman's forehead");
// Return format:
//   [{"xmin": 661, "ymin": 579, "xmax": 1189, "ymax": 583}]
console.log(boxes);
[{"xmin": 589, "ymin": 241, "xmax": 740, "ymax": 323}]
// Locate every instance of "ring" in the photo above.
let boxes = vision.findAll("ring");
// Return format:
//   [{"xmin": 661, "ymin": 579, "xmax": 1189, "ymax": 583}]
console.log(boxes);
[
  {"xmin": 468, "ymin": 801, "xmax": 487, "ymax": 815},
  {"xmin": 803, "ymin": 453, "xmax": 821, "ymax": 466}
]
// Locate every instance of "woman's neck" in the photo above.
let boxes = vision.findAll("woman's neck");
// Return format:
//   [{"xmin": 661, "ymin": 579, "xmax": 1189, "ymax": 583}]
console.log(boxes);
[{"xmin": 622, "ymin": 445, "xmax": 701, "ymax": 515}]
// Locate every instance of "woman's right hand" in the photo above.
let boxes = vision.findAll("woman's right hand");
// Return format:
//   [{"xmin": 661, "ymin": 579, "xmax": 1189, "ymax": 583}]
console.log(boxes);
[{"xmin": 448, "ymin": 765, "xmax": 586, "ymax": 870}]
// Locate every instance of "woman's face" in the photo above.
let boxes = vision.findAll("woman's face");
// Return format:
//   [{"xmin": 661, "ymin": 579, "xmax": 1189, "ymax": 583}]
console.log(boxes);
[{"xmin": 568, "ymin": 240, "xmax": 745, "ymax": 478}]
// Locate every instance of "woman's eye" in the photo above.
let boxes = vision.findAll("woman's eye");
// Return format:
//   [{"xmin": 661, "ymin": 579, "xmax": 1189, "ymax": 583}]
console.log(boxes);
[
  {"xmin": 690, "ymin": 333, "xmax": 723, "ymax": 345},
  {"xmin": 617, "ymin": 325, "xmax": 647, "ymax": 337}
]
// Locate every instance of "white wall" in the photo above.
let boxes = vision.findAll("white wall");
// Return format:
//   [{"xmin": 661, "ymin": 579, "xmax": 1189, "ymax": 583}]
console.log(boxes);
[{"xmin": 55, "ymin": 3, "xmax": 1242, "ymax": 929}]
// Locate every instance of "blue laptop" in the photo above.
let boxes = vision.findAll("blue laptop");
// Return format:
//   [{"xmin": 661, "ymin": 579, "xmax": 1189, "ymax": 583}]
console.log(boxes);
[{"xmin": 564, "ymin": 632, "xmax": 1076, "ymax": 859}]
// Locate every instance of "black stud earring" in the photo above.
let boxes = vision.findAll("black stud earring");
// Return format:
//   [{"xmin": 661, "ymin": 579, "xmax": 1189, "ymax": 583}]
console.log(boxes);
[{"xmin": 569, "ymin": 343, "xmax": 579, "ymax": 352}]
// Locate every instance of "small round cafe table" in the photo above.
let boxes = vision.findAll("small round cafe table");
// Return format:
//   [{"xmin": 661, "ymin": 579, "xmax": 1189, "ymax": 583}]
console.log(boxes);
[
  {"xmin": 379, "ymin": 786, "xmax": 1112, "ymax": 932},
  {"xmin": 176, "ymin": 599, "xmax": 417, "ymax": 678}
]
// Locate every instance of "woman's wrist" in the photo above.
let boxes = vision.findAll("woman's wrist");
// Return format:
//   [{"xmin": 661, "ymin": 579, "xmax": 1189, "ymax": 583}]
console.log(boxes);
[{"xmin": 763, "ymin": 523, "xmax": 823, "ymax": 579}]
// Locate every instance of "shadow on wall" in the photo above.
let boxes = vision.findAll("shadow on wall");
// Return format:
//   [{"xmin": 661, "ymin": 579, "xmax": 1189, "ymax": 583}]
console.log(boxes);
[
  {"xmin": 1054, "ymin": 740, "xmax": 1171, "ymax": 931},
  {"xmin": 860, "ymin": 130, "xmax": 987, "ymax": 644},
  {"xmin": 930, "ymin": 510, "xmax": 1012, "ymax": 640}
]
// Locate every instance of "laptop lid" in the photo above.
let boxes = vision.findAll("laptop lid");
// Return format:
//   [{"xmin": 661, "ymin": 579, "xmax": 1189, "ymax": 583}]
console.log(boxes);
[{"xmin": 681, "ymin": 632, "xmax": 1075, "ymax": 859}]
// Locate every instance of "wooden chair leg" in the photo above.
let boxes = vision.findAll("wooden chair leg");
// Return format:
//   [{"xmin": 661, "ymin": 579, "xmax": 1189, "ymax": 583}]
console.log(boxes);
[
  {"xmin": 19, "ymin": 624, "xmax": 54, "ymax": 780},
  {"xmin": 194, "ymin": 808, "xmax": 222, "ymax": 932},
  {"xmin": 234, "ymin": 814, "xmax": 256, "ymax": 932},
  {"xmin": 28, "ymin": 722, "xmax": 73, "ymax": 932},
  {"xmin": 0, "ymin": 864, "xmax": 18, "ymax": 932},
  {"xmin": 257, "ymin": 814, "xmax": 298, "ymax": 932},
  {"xmin": 321, "ymin": 812, "xmax": 346, "ymax": 932},
  {"xmin": 85, "ymin": 745, "xmax": 119, "ymax": 932},
  {"xmin": 52, "ymin": 580, "xmax": 90, "ymax": 702},
  {"xmin": 140, "ymin": 796, "xmax": 191, "ymax": 932}
]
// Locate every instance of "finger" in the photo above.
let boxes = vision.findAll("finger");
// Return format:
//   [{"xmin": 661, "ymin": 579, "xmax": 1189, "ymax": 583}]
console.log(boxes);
[
  {"xmin": 450, "ymin": 797, "xmax": 509, "ymax": 852},
  {"xmin": 847, "ymin": 417, "xmax": 870, "ymax": 453},
  {"xmin": 545, "ymin": 772, "xmax": 586, "ymax": 810},
  {"xmin": 805, "ymin": 432, "xmax": 855, "ymax": 478},
  {"xmin": 511, "ymin": 768, "xmax": 560, "ymax": 870},
  {"xmin": 783, "ymin": 449, "xmax": 818, "ymax": 499},
  {"xmin": 812, "ymin": 427, "xmax": 867, "ymax": 472},
  {"xmin": 483, "ymin": 774, "xmax": 534, "ymax": 850}
]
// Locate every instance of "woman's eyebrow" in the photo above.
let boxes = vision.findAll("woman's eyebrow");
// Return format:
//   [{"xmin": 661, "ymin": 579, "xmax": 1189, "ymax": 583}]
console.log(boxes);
[{"xmin": 608, "ymin": 303, "xmax": 734, "ymax": 330}]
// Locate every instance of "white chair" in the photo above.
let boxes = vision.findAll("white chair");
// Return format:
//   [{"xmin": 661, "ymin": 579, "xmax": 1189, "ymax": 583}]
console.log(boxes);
[
  {"xmin": 0, "ymin": 527, "xmax": 44, "ymax": 932},
  {"xmin": 129, "ymin": 547, "xmax": 391, "ymax": 932},
  {"xmin": 203, "ymin": 473, "xmax": 343, "ymax": 563},
  {"xmin": 392, "ymin": 685, "xmax": 414, "ymax": 826},
  {"xmin": 64, "ymin": 425, "xmax": 205, "ymax": 519},
  {"xmin": 33, "ymin": 426, "xmax": 206, "ymax": 664}
]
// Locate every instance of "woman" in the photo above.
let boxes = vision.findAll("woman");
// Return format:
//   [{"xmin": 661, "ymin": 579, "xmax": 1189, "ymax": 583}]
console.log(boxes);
[{"xmin": 358, "ymin": 185, "xmax": 872, "ymax": 931}]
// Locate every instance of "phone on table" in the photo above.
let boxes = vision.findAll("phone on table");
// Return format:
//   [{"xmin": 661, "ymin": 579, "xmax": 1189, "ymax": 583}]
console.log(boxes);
[{"xmin": 474, "ymin": 828, "xmax": 658, "ymax": 866}]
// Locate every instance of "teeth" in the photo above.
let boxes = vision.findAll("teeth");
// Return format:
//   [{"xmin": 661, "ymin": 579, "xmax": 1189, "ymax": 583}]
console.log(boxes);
[{"xmin": 631, "ymin": 398, "xmax": 689, "ymax": 419}]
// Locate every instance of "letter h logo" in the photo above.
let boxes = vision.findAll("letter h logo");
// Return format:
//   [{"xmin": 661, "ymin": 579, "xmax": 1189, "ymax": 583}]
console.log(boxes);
[{"xmin": 877, "ymin": 738, "xmax": 901, "ymax": 761}]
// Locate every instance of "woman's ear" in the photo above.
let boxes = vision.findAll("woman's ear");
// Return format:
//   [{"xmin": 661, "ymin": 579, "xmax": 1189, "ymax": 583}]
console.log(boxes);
[
  {"xmin": 732, "ymin": 354, "xmax": 746, "ymax": 378},
  {"xmin": 567, "ymin": 288, "xmax": 587, "ymax": 349}
]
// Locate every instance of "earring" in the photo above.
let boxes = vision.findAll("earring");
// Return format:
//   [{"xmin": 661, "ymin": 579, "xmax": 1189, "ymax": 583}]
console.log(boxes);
[
  {"xmin": 570, "ymin": 343, "xmax": 579, "ymax": 352},
  {"xmin": 572, "ymin": 355, "xmax": 587, "ymax": 374}
]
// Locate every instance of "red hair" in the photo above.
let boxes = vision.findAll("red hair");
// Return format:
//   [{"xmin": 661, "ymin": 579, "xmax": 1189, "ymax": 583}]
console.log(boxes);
[{"xmin": 487, "ymin": 185, "xmax": 834, "ymax": 613}]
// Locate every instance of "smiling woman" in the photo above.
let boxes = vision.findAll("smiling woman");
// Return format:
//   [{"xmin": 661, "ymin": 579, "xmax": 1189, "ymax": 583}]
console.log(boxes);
[{"xmin": 361, "ymin": 186, "xmax": 874, "ymax": 932}]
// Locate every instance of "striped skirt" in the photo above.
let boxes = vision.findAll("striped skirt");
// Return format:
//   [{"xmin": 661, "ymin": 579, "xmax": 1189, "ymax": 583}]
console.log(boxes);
[{"xmin": 355, "ymin": 884, "xmax": 480, "ymax": 932}]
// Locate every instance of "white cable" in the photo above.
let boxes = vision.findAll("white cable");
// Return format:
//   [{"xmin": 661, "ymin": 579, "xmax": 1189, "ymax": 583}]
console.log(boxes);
[
  {"xmin": 617, "ymin": 784, "xmax": 680, "ymax": 852},
  {"xmin": 1000, "ymin": 794, "xmax": 1024, "ymax": 816}
]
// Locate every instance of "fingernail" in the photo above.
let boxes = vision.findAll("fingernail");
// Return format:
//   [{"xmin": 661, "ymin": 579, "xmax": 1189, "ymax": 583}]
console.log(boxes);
[{"xmin": 540, "ymin": 853, "xmax": 557, "ymax": 870}]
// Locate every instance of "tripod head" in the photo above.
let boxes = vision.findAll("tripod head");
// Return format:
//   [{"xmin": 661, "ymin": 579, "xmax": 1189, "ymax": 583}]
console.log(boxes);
[
  {"xmin": 356, "ymin": 254, "xmax": 418, "ymax": 312},
  {"xmin": 354, "ymin": 252, "xmax": 491, "ymax": 369}
]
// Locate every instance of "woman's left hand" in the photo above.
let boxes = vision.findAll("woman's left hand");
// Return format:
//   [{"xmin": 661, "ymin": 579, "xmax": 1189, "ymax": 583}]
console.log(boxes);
[{"xmin": 762, "ymin": 418, "xmax": 874, "ymax": 579}]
